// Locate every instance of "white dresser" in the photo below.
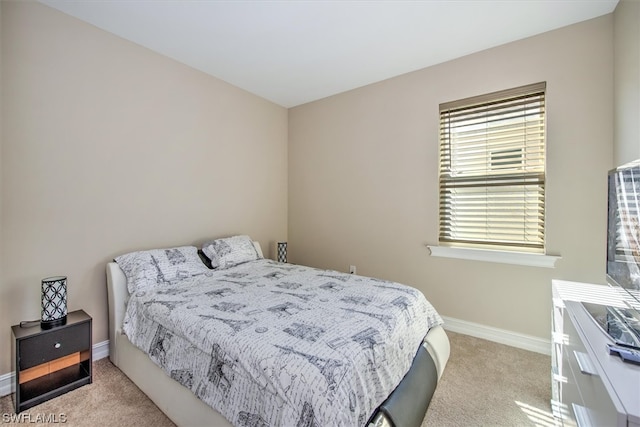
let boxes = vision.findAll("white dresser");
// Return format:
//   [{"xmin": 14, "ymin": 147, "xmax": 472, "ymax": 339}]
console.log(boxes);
[{"xmin": 552, "ymin": 280, "xmax": 640, "ymax": 427}]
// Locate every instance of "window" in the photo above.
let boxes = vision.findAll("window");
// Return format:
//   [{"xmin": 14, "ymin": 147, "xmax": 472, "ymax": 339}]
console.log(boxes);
[{"xmin": 438, "ymin": 82, "xmax": 546, "ymax": 253}]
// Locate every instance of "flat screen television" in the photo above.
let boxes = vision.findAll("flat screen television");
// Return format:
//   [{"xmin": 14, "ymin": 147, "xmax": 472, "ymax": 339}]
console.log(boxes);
[
  {"xmin": 607, "ymin": 159, "xmax": 640, "ymax": 309},
  {"xmin": 601, "ymin": 159, "xmax": 640, "ymax": 351}
]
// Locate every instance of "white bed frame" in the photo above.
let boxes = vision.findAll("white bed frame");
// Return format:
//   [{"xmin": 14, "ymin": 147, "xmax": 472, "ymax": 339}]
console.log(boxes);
[{"xmin": 106, "ymin": 244, "xmax": 450, "ymax": 427}]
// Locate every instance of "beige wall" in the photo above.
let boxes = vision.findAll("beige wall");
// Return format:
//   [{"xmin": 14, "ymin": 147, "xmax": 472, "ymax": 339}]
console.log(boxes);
[
  {"xmin": 0, "ymin": 1, "xmax": 287, "ymax": 375},
  {"xmin": 289, "ymin": 15, "xmax": 614, "ymax": 340},
  {"xmin": 614, "ymin": 0, "xmax": 640, "ymax": 165}
]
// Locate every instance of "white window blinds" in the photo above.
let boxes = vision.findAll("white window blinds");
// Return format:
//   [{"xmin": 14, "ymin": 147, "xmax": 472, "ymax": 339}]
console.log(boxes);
[{"xmin": 438, "ymin": 82, "xmax": 546, "ymax": 253}]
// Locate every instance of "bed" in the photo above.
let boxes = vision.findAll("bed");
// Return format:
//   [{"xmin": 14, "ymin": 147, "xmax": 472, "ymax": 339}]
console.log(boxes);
[{"xmin": 106, "ymin": 238, "xmax": 450, "ymax": 427}]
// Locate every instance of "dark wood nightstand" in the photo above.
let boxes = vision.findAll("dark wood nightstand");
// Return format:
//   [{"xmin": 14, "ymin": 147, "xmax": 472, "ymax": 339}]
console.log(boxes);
[{"xmin": 11, "ymin": 310, "xmax": 92, "ymax": 413}]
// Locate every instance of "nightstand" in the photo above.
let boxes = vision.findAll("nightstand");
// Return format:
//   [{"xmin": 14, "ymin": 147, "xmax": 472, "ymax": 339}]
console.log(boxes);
[{"xmin": 11, "ymin": 310, "xmax": 92, "ymax": 413}]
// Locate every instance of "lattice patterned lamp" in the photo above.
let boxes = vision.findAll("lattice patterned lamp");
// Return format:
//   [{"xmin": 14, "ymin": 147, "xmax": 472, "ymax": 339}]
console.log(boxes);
[
  {"xmin": 277, "ymin": 242, "xmax": 287, "ymax": 263},
  {"xmin": 41, "ymin": 276, "xmax": 67, "ymax": 329}
]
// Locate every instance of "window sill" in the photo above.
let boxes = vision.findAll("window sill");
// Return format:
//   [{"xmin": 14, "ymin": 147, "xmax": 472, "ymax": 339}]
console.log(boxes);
[{"xmin": 427, "ymin": 245, "xmax": 561, "ymax": 268}]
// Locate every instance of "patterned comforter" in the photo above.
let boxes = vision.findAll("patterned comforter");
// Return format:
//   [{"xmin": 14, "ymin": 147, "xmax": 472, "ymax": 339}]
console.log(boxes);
[{"xmin": 123, "ymin": 259, "xmax": 443, "ymax": 427}]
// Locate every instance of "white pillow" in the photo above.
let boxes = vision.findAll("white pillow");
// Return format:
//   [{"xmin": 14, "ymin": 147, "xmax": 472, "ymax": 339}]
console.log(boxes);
[
  {"xmin": 115, "ymin": 246, "xmax": 210, "ymax": 293},
  {"xmin": 202, "ymin": 235, "xmax": 261, "ymax": 269}
]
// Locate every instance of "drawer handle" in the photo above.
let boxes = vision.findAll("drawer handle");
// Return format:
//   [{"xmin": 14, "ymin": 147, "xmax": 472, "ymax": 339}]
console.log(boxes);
[
  {"xmin": 574, "ymin": 350, "xmax": 598, "ymax": 376},
  {"xmin": 572, "ymin": 403, "xmax": 592, "ymax": 427},
  {"xmin": 54, "ymin": 342, "xmax": 61, "ymax": 349}
]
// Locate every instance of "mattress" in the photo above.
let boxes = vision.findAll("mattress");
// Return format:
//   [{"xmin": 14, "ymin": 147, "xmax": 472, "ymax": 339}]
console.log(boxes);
[{"xmin": 123, "ymin": 259, "xmax": 443, "ymax": 426}]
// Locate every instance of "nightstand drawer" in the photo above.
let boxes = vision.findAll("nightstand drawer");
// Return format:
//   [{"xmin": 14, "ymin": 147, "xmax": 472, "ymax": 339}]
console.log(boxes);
[{"xmin": 19, "ymin": 322, "xmax": 90, "ymax": 370}]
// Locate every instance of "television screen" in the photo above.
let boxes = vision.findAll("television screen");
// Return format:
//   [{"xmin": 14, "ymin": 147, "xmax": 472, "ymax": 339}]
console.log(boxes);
[{"xmin": 607, "ymin": 159, "xmax": 640, "ymax": 309}]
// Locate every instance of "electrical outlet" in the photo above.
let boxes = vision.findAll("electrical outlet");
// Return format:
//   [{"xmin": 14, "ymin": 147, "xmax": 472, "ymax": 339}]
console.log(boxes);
[{"xmin": 349, "ymin": 265, "xmax": 356, "ymax": 274}]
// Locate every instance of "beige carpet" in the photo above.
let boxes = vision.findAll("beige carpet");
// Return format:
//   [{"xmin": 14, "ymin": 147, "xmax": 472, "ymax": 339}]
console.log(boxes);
[
  {"xmin": 424, "ymin": 332, "xmax": 557, "ymax": 427},
  {"xmin": 0, "ymin": 331, "xmax": 556, "ymax": 426}
]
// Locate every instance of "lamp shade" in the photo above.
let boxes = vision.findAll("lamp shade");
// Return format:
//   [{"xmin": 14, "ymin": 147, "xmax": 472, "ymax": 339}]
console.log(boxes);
[
  {"xmin": 277, "ymin": 242, "xmax": 287, "ymax": 263},
  {"xmin": 41, "ymin": 276, "xmax": 67, "ymax": 329}
]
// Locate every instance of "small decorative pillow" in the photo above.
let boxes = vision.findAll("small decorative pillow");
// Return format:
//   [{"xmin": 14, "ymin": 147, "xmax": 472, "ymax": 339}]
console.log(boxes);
[
  {"xmin": 202, "ymin": 235, "xmax": 261, "ymax": 269},
  {"xmin": 115, "ymin": 246, "xmax": 210, "ymax": 293}
]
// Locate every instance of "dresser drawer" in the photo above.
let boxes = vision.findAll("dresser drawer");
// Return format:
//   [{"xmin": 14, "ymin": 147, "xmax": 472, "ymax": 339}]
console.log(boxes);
[
  {"xmin": 575, "ymin": 364, "xmax": 622, "ymax": 426},
  {"xmin": 565, "ymin": 311, "xmax": 620, "ymax": 426},
  {"xmin": 560, "ymin": 341, "xmax": 583, "ymax": 426},
  {"xmin": 559, "ymin": 371, "xmax": 581, "ymax": 426},
  {"xmin": 18, "ymin": 322, "xmax": 90, "ymax": 370}
]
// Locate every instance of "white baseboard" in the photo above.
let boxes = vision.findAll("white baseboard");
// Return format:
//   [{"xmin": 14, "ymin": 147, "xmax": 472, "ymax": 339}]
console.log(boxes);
[
  {"xmin": 0, "ymin": 372, "xmax": 12, "ymax": 399},
  {"xmin": 442, "ymin": 315, "xmax": 551, "ymax": 355},
  {"xmin": 0, "ymin": 340, "xmax": 109, "ymax": 398},
  {"xmin": 92, "ymin": 340, "xmax": 110, "ymax": 361}
]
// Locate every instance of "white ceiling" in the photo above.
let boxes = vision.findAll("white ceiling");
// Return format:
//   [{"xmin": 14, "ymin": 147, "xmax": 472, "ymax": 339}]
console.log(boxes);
[{"xmin": 40, "ymin": 0, "xmax": 618, "ymax": 108}]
